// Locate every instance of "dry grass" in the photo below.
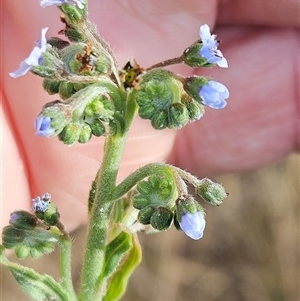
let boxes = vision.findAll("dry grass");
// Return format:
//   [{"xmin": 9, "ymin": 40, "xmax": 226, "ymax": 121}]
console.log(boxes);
[{"xmin": 1, "ymin": 154, "xmax": 299, "ymax": 301}]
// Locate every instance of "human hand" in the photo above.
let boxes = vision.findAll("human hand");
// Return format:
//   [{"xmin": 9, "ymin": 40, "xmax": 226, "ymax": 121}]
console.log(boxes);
[{"xmin": 2, "ymin": 0, "xmax": 299, "ymax": 230}]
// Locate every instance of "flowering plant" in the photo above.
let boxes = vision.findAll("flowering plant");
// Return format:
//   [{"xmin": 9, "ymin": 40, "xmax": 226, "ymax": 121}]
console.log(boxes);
[{"xmin": 1, "ymin": 1, "xmax": 229, "ymax": 300}]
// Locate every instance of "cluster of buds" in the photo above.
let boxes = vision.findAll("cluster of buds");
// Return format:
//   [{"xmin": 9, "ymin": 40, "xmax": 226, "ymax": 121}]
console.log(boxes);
[
  {"xmin": 132, "ymin": 171, "xmax": 227, "ymax": 240},
  {"xmin": 1, "ymin": 193, "xmax": 61, "ymax": 259}
]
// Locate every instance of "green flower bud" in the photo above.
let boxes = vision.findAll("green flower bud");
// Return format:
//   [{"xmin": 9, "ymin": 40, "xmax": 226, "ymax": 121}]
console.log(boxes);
[
  {"xmin": 132, "ymin": 196, "xmax": 150, "ymax": 210},
  {"xmin": 151, "ymin": 110, "xmax": 168, "ymax": 130},
  {"xmin": 9, "ymin": 211, "xmax": 38, "ymax": 231},
  {"xmin": 60, "ymin": 2, "xmax": 86, "ymax": 23},
  {"xmin": 181, "ymin": 94, "xmax": 205, "ymax": 121},
  {"xmin": 59, "ymin": 81, "xmax": 77, "ymax": 100},
  {"xmin": 196, "ymin": 178, "xmax": 228, "ymax": 206},
  {"xmin": 34, "ymin": 201, "xmax": 60, "ymax": 226},
  {"xmin": 89, "ymin": 119, "xmax": 106, "ymax": 137},
  {"xmin": 15, "ymin": 244, "xmax": 31, "ymax": 260},
  {"xmin": 138, "ymin": 206, "xmax": 155, "ymax": 225},
  {"xmin": 150, "ymin": 207, "xmax": 173, "ymax": 231},
  {"xmin": 2, "ymin": 226, "xmax": 25, "ymax": 249},
  {"xmin": 43, "ymin": 79, "xmax": 61, "ymax": 95},
  {"xmin": 78, "ymin": 123, "xmax": 92, "ymax": 143},
  {"xmin": 73, "ymin": 82, "xmax": 88, "ymax": 91},
  {"xmin": 168, "ymin": 103, "xmax": 189, "ymax": 129},
  {"xmin": 84, "ymin": 96, "xmax": 114, "ymax": 122},
  {"xmin": 64, "ymin": 27, "xmax": 86, "ymax": 42},
  {"xmin": 59, "ymin": 122, "xmax": 82, "ymax": 145}
]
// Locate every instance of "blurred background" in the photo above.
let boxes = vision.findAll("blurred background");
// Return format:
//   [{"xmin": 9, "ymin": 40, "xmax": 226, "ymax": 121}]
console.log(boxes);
[{"xmin": 1, "ymin": 153, "xmax": 299, "ymax": 301}]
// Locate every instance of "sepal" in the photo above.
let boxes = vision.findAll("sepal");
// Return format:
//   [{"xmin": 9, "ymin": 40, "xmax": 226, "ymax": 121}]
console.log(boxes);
[
  {"xmin": 59, "ymin": 1, "xmax": 87, "ymax": 23},
  {"xmin": 182, "ymin": 41, "xmax": 211, "ymax": 68}
]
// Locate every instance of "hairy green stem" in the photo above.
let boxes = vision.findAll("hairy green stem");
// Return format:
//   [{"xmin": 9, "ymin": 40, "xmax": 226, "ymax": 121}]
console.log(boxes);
[
  {"xmin": 59, "ymin": 238, "xmax": 77, "ymax": 301},
  {"xmin": 111, "ymin": 163, "xmax": 173, "ymax": 200},
  {"xmin": 78, "ymin": 134, "xmax": 127, "ymax": 301}
]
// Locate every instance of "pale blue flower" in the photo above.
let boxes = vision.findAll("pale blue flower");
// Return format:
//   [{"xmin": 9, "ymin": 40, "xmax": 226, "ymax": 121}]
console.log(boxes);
[
  {"xmin": 199, "ymin": 24, "xmax": 228, "ymax": 68},
  {"xmin": 9, "ymin": 28, "xmax": 48, "ymax": 78},
  {"xmin": 199, "ymin": 80, "xmax": 229, "ymax": 109},
  {"xmin": 32, "ymin": 196, "xmax": 49, "ymax": 213},
  {"xmin": 40, "ymin": 0, "xmax": 84, "ymax": 9},
  {"xmin": 179, "ymin": 211, "xmax": 206, "ymax": 240},
  {"xmin": 34, "ymin": 115, "xmax": 55, "ymax": 136}
]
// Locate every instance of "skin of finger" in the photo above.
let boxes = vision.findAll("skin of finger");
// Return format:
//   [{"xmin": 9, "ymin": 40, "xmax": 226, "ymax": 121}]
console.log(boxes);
[
  {"xmin": 2, "ymin": 0, "xmax": 217, "ymax": 230},
  {"xmin": 218, "ymin": 0, "xmax": 300, "ymax": 27},
  {"xmin": 169, "ymin": 26, "xmax": 299, "ymax": 177}
]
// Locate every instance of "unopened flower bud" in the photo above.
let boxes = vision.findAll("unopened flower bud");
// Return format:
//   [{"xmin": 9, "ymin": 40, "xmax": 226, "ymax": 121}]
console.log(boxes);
[
  {"xmin": 184, "ymin": 76, "xmax": 229, "ymax": 109},
  {"xmin": 137, "ymin": 206, "xmax": 155, "ymax": 225},
  {"xmin": 59, "ymin": 81, "xmax": 76, "ymax": 100},
  {"xmin": 176, "ymin": 195, "xmax": 206, "ymax": 240},
  {"xmin": 89, "ymin": 119, "xmax": 106, "ymax": 137},
  {"xmin": 59, "ymin": 122, "xmax": 82, "ymax": 145},
  {"xmin": 2, "ymin": 226, "xmax": 25, "ymax": 249},
  {"xmin": 196, "ymin": 178, "xmax": 228, "ymax": 206},
  {"xmin": 168, "ymin": 103, "xmax": 189, "ymax": 129},
  {"xmin": 78, "ymin": 123, "xmax": 92, "ymax": 143},
  {"xmin": 32, "ymin": 193, "xmax": 60, "ymax": 226},
  {"xmin": 181, "ymin": 95, "xmax": 204, "ymax": 121},
  {"xmin": 9, "ymin": 211, "xmax": 38, "ymax": 231},
  {"xmin": 150, "ymin": 207, "xmax": 173, "ymax": 231},
  {"xmin": 43, "ymin": 79, "xmax": 61, "ymax": 95},
  {"xmin": 58, "ymin": 1, "xmax": 86, "ymax": 23}
]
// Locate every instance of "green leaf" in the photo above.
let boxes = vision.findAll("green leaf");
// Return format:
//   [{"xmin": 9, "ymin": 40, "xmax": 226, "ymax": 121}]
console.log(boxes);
[
  {"xmin": 102, "ymin": 234, "xmax": 142, "ymax": 301},
  {"xmin": 100, "ymin": 231, "xmax": 132, "ymax": 282},
  {"xmin": 0, "ymin": 255, "xmax": 70, "ymax": 301}
]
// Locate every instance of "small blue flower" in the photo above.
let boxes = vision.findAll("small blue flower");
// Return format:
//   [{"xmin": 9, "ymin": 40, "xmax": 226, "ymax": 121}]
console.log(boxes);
[
  {"xmin": 199, "ymin": 80, "xmax": 229, "ymax": 109},
  {"xmin": 179, "ymin": 211, "xmax": 206, "ymax": 240},
  {"xmin": 199, "ymin": 24, "xmax": 228, "ymax": 68},
  {"xmin": 32, "ymin": 196, "xmax": 49, "ymax": 213},
  {"xmin": 34, "ymin": 115, "xmax": 55, "ymax": 136},
  {"xmin": 9, "ymin": 28, "xmax": 48, "ymax": 78},
  {"xmin": 40, "ymin": 0, "xmax": 84, "ymax": 9}
]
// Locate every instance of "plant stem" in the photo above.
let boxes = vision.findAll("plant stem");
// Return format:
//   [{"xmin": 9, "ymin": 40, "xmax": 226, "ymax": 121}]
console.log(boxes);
[
  {"xmin": 111, "ymin": 163, "xmax": 173, "ymax": 201},
  {"xmin": 146, "ymin": 56, "xmax": 184, "ymax": 71},
  {"xmin": 78, "ymin": 134, "xmax": 127, "ymax": 301},
  {"xmin": 59, "ymin": 237, "xmax": 78, "ymax": 301}
]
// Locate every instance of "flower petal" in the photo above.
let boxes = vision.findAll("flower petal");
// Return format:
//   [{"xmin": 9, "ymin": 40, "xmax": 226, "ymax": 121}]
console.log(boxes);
[
  {"xmin": 199, "ymin": 80, "xmax": 229, "ymax": 109},
  {"xmin": 179, "ymin": 212, "xmax": 206, "ymax": 240}
]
